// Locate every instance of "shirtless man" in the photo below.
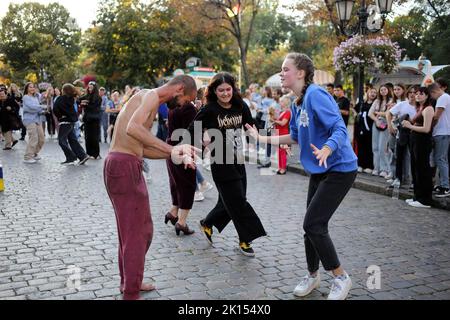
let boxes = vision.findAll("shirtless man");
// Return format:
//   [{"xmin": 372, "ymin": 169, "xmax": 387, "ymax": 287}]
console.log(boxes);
[{"xmin": 104, "ymin": 75, "xmax": 198, "ymax": 300}]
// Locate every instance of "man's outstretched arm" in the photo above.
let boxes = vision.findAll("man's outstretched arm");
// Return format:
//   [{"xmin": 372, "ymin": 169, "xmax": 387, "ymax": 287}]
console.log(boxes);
[{"xmin": 126, "ymin": 90, "xmax": 173, "ymax": 156}]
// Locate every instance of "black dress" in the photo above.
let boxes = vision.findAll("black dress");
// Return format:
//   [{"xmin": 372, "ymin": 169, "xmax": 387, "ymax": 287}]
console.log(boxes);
[
  {"xmin": 80, "ymin": 94, "xmax": 102, "ymax": 158},
  {"xmin": 355, "ymin": 100, "xmax": 374, "ymax": 170}
]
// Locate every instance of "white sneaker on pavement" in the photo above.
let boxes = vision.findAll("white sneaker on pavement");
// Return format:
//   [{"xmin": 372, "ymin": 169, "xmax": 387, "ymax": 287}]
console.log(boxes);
[
  {"xmin": 24, "ymin": 159, "xmax": 37, "ymax": 164},
  {"xmin": 328, "ymin": 273, "xmax": 352, "ymax": 300},
  {"xmin": 372, "ymin": 170, "xmax": 379, "ymax": 176},
  {"xmin": 293, "ymin": 273, "xmax": 321, "ymax": 297},
  {"xmin": 405, "ymin": 198, "xmax": 414, "ymax": 204},
  {"xmin": 194, "ymin": 191, "xmax": 205, "ymax": 202},
  {"xmin": 363, "ymin": 168, "xmax": 373, "ymax": 174},
  {"xmin": 408, "ymin": 201, "xmax": 431, "ymax": 209},
  {"xmin": 199, "ymin": 182, "xmax": 213, "ymax": 193}
]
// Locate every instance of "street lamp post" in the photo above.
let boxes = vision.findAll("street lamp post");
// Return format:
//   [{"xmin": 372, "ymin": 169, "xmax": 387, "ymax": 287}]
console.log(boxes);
[{"xmin": 335, "ymin": 0, "xmax": 394, "ymax": 106}]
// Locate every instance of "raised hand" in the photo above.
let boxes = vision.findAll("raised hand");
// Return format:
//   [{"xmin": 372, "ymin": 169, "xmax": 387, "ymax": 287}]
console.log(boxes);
[
  {"xmin": 171, "ymin": 144, "xmax": 201, "ymax": 170},
  {"xmin": 310, "ymin": 144, "xmax": 331, "ymax": 169},
  {"xmin": 245, "ymin": 124, "xmax": 259, "ymax": 140}
]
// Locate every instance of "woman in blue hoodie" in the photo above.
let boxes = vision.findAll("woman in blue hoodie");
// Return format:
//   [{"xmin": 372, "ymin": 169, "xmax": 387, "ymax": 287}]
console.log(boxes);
[{"xmin": 246, "ymin": 53, "xmax": 358, "ymax": 300}]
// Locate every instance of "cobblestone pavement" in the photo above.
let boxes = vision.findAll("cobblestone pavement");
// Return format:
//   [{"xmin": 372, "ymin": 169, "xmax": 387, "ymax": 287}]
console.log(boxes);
[{"xmin": 0, "ymin": 137, "xmax": 449, "ymax": 300}]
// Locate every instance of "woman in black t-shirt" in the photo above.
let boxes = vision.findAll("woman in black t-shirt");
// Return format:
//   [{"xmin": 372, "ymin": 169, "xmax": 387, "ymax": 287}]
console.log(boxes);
[{"xmin": 189, "ymin": 73, "xmax": 267, "ymax": 257}]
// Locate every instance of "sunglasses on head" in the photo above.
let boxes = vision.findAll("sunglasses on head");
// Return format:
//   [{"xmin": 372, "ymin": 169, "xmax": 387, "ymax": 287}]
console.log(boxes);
[{"xmin": 89, "ymin": 81, "xmax": 96, "ymax": 86}]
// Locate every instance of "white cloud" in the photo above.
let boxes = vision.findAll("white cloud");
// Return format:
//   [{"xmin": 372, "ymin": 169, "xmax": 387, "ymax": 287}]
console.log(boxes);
[{"xmin": 0, "ymin": 0, "xmax": 100, "ymax": 30}]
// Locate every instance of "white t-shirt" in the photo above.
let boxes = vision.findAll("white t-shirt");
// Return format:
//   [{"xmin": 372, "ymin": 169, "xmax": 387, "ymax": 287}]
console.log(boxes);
[
  {"xmin": 433, "ymin": 93, "xmax": 450, "ymax": 136},
  {"xmin": 390, "ymin": 101, "xmax": 416, "ymax": 119}
]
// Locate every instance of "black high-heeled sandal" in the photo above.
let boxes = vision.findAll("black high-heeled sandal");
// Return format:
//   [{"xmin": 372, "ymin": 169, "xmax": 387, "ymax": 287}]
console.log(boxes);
[
  {"xmin": 175, "ymin": 223, "xmax": 195, "ymax": 236},
  {"xmin": 165, "ymin": 212, "xmax": 179, "ymax": 226}
]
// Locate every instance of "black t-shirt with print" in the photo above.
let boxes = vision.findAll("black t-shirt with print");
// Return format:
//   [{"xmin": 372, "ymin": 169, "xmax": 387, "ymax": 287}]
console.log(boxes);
[{"xmin": 189, "ymin": 100, "xmax": 255, "ymax": 182}]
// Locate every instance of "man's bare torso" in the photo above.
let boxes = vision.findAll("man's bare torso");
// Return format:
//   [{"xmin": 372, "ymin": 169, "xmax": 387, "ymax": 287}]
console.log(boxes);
[{"xmin": 110, "ymin": 89, "xmax": 159, "ymax": 158}]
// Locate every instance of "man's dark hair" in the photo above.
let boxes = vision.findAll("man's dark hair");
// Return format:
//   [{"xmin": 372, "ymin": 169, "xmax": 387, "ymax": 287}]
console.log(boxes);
[
  {"xmin": 326, "ymin": 83, "xmax": 334, "ymax": 89},
  {"xmin": 335, "ymin": 84, "xmax": 344, "ymax": 90},
  {"xmin": 435, "ymin": 78, "xmax": 448, "ymax": 91},
  {"xmin": 168, "ymin": 75, "xmax": 197, "ymax": 95}
]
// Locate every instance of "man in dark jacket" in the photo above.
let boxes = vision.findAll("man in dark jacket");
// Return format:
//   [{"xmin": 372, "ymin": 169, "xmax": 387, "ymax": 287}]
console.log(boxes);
[
  {"xmin": 53, "ymin": 84, "xmax": 89, "ymax": 165},
  {"xmin": 0, "ymin": 87, "xmax": 20, "ymax": 150}
]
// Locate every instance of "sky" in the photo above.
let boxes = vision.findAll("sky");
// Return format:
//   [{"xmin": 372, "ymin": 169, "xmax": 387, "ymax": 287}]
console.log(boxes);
[
  {"xmin": 0, "ymin": 0, "xmax": 411, "ymax": 31},
  {"xmin": 0, "ymin": 0, "xmax": 101, "ymax": 30}
]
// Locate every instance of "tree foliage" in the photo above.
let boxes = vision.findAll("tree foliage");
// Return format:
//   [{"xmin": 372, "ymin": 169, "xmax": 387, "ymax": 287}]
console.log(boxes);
[{"xmin": 0, "ymin": 2, "xmax": 81, "ymax": 84}]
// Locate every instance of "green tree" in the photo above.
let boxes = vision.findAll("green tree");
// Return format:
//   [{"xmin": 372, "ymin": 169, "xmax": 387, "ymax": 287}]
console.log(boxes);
[
  {"xmin": 86, "ymin": 0, "xmax": 235, "ymax": 88},
  {"xmin": 0, "ymin": 2, "xmax": 81, "ymax": 83}
]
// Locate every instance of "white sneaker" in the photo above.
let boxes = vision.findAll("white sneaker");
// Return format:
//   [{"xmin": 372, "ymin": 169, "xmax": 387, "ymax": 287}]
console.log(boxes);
[
  {"xmin": 194, "ymin": 191, "xmax": 205, "ymax": 202},
  {"xmin": 24, "ymin": 159, "xmax": 37, "ymax": 164},
  {"xmin": 372, "ymin": 170, "xmax": 379, "ymax": 176},
  {"xmin": 405, "ymin": 198, "xmax": 415, "ymax": 204},
  {"xmin": 357, "ymin": 167, "xmax": 363, "ymax": 173},
  {"xmin": 379, "ymin": 171, "xmax": 388, "ymax": 178},
  {"xmin": 363, "ymin": 168, "xmax": 373, "ymax": 174},
  {"xmin": 391, "ymin": 179, "xmax": 401, "ymax": 188},
  {"xmin": 34, "ymin": 155, "xmax": 42, "ymax": 161},
  {"xmin": 293, "ymin": 274, "xmax": 321, "ymax": 297},
  {"xmin": 408, "ymin": 201, "xmax": 431, "ymax": 209},
  {"xmin": 328, "ymin": 273, "xmax": 352, "ymax": 300},
  {"xmin": 385, "ymin": 173, "xmax": 393, "ymax": 180},
  {"xmin": 199, "ymin": 182, "xmax": 213, "ymax": 193}
]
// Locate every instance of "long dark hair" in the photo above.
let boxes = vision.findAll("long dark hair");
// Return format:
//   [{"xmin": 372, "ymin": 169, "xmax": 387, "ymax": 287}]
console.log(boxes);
[
  {"xmin": 206, "ymin": 72, "xmax": 244, "ymax": 108},
  {"xmin": 285, "ymin": 53, "xmax": 315, "ymax": 105},
  {"xmin": 86, "ymin": 83, "xmax": 100, "ymax": 99},
  {"xmin": 415, "ymin": 86, "xmax": 433, "ymax": 109}
]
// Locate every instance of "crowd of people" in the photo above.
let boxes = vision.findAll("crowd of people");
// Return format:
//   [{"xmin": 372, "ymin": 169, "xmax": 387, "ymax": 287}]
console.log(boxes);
[
  {"xmin": 345, "ymin": 79, "xmax": 450, "ymax": 206},
  {"xmin": 101, "ymin": 51, "xmax": 360, "ymax": 300},
  {"xmin": 0, "ymin": 81, "xmax": 140, "ymax": 165},
  {"xmin": 1, "ymin": 55, "xmax": 450, "ymax": 301}
]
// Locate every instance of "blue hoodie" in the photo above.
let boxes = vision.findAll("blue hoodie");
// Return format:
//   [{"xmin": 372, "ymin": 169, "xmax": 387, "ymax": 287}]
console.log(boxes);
[{"xmin": 290, "ymin": 84, "xmax": 358, "ymax": 175}]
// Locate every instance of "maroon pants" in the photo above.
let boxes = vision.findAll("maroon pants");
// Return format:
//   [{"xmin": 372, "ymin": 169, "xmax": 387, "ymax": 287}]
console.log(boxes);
[{"xmin": 104, "ymin": 152, "xmax": 153, "ymax": 300}]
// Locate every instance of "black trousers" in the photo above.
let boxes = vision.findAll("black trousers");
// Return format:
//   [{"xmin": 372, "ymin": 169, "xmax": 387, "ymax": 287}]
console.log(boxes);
[
  {"xmin": 58, "ymin": 123, "xmax": 87, "ymax": 162},
  {"xmin": 355, "ymin": 132, "xmax": 373, "ymax": 169},
  {"xmin": 21, "ymin": 124, "xmax": 26, "ymax": 139},
  {"xmin": 84, "ymin": 120, "xmax": 100, "ymax": 158},
  {"xmin": 304, "ymin": 171, "xmax": 357, "ymax": 273},
  {"xmin": 265, "ymin": 128, "xmax": 272, "ymax": 163},
  {"xmin": 410, "ymin": 132, "xmax": 433, "ymax": 205},
  {"xmin": 395, "ymin": 140, "xmax": 409, "ymax": 183},
  {"xmin": 204, "ymin": 167, "xmax": 267, "ymax": 244},
  {"xmin": 46, "ymin": 111, "xmax": 56, "ymax": 135}
]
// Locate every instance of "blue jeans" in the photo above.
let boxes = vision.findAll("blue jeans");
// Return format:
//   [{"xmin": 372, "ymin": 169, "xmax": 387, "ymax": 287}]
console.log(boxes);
[
  {"xmin": 195, "ymin": 169, "xmax": 204, "ymax": 191},
  {"xmin": 433, "ymin": 135, "xmax": 450, "ymax": 189},
  {"xmin": 372, "ymin": 124, "xmax": 390, "ymax": 173},
  {"xmin": 101, "ymin": 112, "xmax": 109, "ymax": 142}
]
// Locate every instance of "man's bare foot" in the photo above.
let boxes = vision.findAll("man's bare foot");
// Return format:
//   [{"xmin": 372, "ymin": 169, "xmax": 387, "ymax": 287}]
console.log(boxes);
[
  {"xmin": 120, "ymin": 283, "xmax": 156, "ymax": 294},
  {"xmin": 140, "ymin": 283, "xmax": 156, "ymax": 292}
]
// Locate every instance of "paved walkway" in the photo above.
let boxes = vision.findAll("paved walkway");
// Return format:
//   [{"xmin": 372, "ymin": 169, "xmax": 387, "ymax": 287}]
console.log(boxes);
[{"xmin": 0, "ymin": 138, "xmax": 449, "ymax": 300}]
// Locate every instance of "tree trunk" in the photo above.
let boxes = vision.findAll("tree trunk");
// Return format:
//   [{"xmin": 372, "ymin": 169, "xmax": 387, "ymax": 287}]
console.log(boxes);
[{"xmin": 241, "ymin": 50, "xmax": 250, "ymax": 89}]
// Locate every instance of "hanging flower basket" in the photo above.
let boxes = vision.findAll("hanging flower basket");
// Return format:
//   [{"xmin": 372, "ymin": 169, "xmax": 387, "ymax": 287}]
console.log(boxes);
[{"xmin": 333, "ymin": 36, "xmax": 403, "ymax": 75}]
